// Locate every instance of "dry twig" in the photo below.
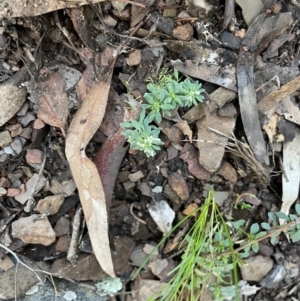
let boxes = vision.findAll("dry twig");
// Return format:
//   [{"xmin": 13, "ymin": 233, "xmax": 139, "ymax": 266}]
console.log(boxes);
[{"xmin": 67, "ymin": 207, "xmax": 83, "ymax": 265}]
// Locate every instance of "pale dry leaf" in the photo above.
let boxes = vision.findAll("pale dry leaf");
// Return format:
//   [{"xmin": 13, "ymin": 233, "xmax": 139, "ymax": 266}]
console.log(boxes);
[
  {"xmin": 149, "ymin": 200, "xmax": 175, "ymax": 235},
  {"xmin": 65, "ymin": 46, "xmax": 117, "ymax": 278}
]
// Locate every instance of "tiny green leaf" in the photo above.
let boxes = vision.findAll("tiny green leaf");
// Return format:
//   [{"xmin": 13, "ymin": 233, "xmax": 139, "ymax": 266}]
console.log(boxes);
[
  {"xmin": 250, "ymin": 223, "xmax": 259, "ymax": 235},
  {"xmin": 268, "ymin": 212, "xmax": 277, "ymax": 223},
  {"xmin": 295, "ymin": 204, "xmax": 300, "ymax": 215},
  {"xmin": 270, "ymin": 236, "xmax": 277, "ymax": 245},
  {"xmin": 231, "ymin": 219, "xmax": 245, "ymax": 229},
  {"xmin": 276, "ymin": 211, "xmax": 289, "ymax": 221},
  {"xmin": 251, "ymin": 242, "xmax": 259, "ymax": 253},
  {"xmin": 289, "ymin": 214, "xmax": 298, "ymax": 221},
  {"xmin": 254, "ymin": 231, "xmax": 267, "ymax": 239},
  {"xmin": 291, "ymin": 230, "xmax": 300, "ymax": 242},
  {"xmin": 261, "ymin": 222, "xmax": 271, "ymax": 230}
]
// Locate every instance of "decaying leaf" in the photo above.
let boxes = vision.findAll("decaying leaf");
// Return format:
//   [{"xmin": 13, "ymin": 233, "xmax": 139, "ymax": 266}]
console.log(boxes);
[
  {"xmin": 65, "ymin": 47, "xmax": 117, "ymax": 277},
  {"xmin": 28, "ymin": 69, "xmax": 69, "ymax": 136},
  {"xmin": 280, "ymin": 127, "xmax": 300, "ymax": 221},
  {"xmin": 180, "ymin": 143, "xmax": 211, "ymax": 180},
  {"xmin": 0, "ymin": 255, "xmax": 49, "ymax": 300},
  {"xmin": 75, "ymin": 48, "xmax": 100, "ymax": 103},
  {"xmin": 149, "ymin": 200, "xmax": 175, "ymax": 235},
  {"xmin": 0, "ymin": 0, "xmax": 145, "ymax": 18}
]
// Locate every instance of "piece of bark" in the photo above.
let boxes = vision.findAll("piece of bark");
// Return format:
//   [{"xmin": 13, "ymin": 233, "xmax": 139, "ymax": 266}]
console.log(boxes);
[
  {"xmin": 257, "ymin": 75, "xmax": 300, "ymax": 118},
  {"xmin": 171, "ymin": 60, "xmax": 237, "ymax": 91},
  {"xmin": 237, "ymin": 14, "xmax": 269, "ymax": 165},
  {"xmin": 149, "ymin": 11, "xmax": 174, "ymax": 36},
  {"xmin": 255, "ymin": 12, "xmax": 293, "ymax": 56},
  {"xmin": 223, "ymin": 0, "xmax": 236, "ymax": 29}
]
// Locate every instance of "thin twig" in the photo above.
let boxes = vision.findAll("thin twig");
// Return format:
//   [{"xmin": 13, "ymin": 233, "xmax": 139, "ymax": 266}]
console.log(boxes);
[
  {"xmin": 67, "ymin": 207, "xmax": 83, "ymax": 265},
  {"xmin": 130, "ymin": 203, "xmax": 147, "ymax": 224}
]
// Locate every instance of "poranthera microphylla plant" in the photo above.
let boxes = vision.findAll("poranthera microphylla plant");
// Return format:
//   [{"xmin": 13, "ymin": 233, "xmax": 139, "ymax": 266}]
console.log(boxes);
[{"xmin": 121, "ymin": 69, "xmax": 205, "ymax": 157}]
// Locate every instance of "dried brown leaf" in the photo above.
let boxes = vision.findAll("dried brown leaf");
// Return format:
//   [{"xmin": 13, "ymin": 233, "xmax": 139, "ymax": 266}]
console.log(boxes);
[
  {"xmin": 0, "ymin": 0, "xmax": 145, "ymax": 18},
  {"xmin": 65, "ymin": 47, "xmax": 117, "ymax": 277},
  {"xmin": 34, "ymin": 69, "xmax": 68, "ymax": 136}
]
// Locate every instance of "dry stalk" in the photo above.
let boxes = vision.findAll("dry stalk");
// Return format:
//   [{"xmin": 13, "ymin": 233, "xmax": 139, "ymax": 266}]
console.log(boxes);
[
  {"xmin": 207, "ymin": 127, "xmax": 271, "ymax": 184},
  {"xmin": 67, "ymin": 207, "xmax": 83, "ymax": 265}
]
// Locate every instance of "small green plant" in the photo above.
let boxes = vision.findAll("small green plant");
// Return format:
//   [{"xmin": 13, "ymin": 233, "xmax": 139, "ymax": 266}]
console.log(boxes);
[
  {"xmin": 233, "ymin": 192, "xmax": 256, "ymax": 210},
  {"xmin": 132, "ymin": 192, "xmax": 300, "ymax": 301},
  {"xmin": 121, "ymin": 69, "xmax": 205, "ymax": 157},
  {"xmin": 121, "ymin": 109, "xmax": 164, "ymax": 158}
]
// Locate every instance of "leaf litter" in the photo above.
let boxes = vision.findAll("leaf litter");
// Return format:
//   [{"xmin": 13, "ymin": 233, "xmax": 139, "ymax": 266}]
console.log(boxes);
[{"xmin": 1, "ymin": 1, "xmax": 300, "ymax": 300}]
